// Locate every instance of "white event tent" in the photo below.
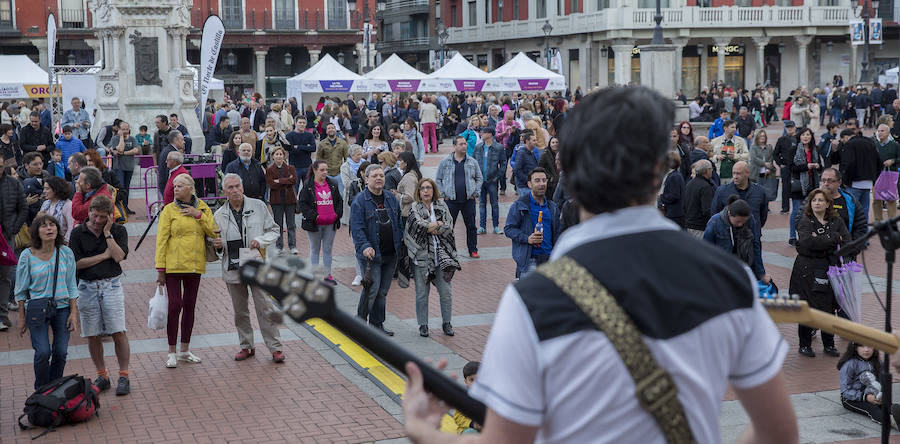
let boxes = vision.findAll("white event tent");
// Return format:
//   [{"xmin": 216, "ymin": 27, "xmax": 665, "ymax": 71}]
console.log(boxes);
[
  {"xmin": 286, "ymin": 54, "xmax": 369, "ymax": 107},
  {"xmin": 880, "ymin": 67, "xmax": 899, "ymax": 87},
  {"xmin": 364, "ymin": 54, "xmax": 428, "ymax": 92},
  {"xmin": 488, "ymin": 52, "xmax": 566, "ymax": 92},
  {"xmin": 0, "ymin": 55, "xmax": 52, "ymax": 100},
  {"xmin": 420, "ymin": 53, "xmax": 499, "ymax": 93}
]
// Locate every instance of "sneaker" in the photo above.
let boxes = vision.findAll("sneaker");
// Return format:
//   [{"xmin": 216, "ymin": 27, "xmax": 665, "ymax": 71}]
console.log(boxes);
[
  {"xmin": 324, "ymin": 275, "xmax": 337, "ymax": 285},
  {"xmin": 0, "ymin": 321, "xmax": 8, "ymax": 331},
  {"xmin": 419, "ymin": 325, "xmax": 429, "ymax": 337},
  {"xmin": 798, "ymin": 346, "xmax": 815, "ymax": 358},
  {"xmin": 234, "ymin": 348, "xmax": 255, "ymax": 361},
  {"xmin": 477, "ymin": 227, "xmax": 486, "ymax": 235},
  {"xmin": 823, "ymin": 346, "xmax": 840, "ymax": 357},
  {"xmin": 442, "ymin": 323, "xmax": 455, "ymax": 336},
  {"xmin": 7, "ymin": 301, "xmax": 17, "ymax": 311},
  {"xmin": 115, "ymin": 377, "xmax": 130, "ymax": 396},
  {"xmin": 351, "ymin": 275, "xmax": 363, "ymax": 286},
  {"xmin": 493, "ymin": 227, "xmax": 503, "ymax": 235},
  {"xmin": 272, "ymin": 351, "xmax": 286, "ymax": 363},
  {"xmin": 165, "ymin": 353, "xmax": 178, "ymax": 368},
  {"xmin": 470, "ymin": 252, "xmax": 480, "ymax": 258},
  {"xmin": 177, "ymin": 351, "xmax": 202, "ymax": 363},
  {"xmin": 291, "ymin": 248, "xmax": 299, "ymax": 255},
  {"xmin": 93, "ymin": 376, "xmax": 111, "ymax": 392},
  {"xmin": 788, "ymin": 238, "xmax": 797, "ymax": 246},
  {"xmin": 499, "ymin": 190, "xmax": 506, "ymax": 196}
]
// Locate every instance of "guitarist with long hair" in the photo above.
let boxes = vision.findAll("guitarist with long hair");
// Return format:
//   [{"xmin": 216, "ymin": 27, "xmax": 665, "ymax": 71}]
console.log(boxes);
[{"xmin": 401, "ymin": 87, "xmax": 800, "ymax": 444}]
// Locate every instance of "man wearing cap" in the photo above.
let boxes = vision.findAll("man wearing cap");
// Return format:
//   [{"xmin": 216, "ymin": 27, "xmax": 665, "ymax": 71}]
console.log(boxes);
[{"xmin": 773, "ymin": 120, "xmax": 798, "ymax": 214}]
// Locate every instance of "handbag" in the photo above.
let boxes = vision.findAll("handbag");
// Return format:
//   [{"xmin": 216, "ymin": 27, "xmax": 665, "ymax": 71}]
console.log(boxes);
[
  {"xmin": 873, "ymin": 168, "xmax": 899, "ymax": 202},
  {"xmin": 25, "ymin": 248, "xmax": 60, "ymax": 324},
  {"xmin": 536, "ymin": 257, "xmax": 696, "ymax": 444},
  {"xmin": 15, "ymin": 224, "xmax": 31, "ymax": 250},
  {"xmin": 204, "ymin": 237, "xmax": 219, "ymax": 263},
  {"xmin": 0, "ymin": 226, "xmax": 16, "ymax": 266}
]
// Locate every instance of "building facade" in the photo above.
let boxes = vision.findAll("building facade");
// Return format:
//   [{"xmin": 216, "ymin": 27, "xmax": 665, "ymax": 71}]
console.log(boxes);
[
  {"xmin": 0, "ymin": 0, "xmax": 379, "ymax": 99},
  {"xmin": 376, "ymin": 0, "xmax": 437, "ymax": 71},
  {"xmin": 442, "ymin": 0, "xmax": 900, "ymax": 96}
]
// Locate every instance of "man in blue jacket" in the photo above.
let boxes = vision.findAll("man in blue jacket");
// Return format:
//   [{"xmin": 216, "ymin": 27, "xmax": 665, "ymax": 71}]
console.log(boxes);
[
  {"xmin": 710, "ymin": 161, "xmax": 767, "ymax": 237},
  {"xmin": 350, "ymin": 164, "xmax": 403, "ymax": 336},
  {"xmin": 473, "ymin": 128, "xmax": 507, "ymax": 235},
  {"xmin": 707, "ymin": 109, "xmax": 729, "ymax": 140},
  {"xmin": 504, "ymin": 168, "xmax": 560, "ymax": 278},
  {"xmin": 512, "ymin": 130, "xmax": 541, "ymax": 197}
]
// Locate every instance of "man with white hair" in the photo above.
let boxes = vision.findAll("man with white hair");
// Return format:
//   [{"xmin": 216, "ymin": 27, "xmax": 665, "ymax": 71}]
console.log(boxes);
[
  {"xmin": 162, "ymin": 150, "xmax": 188, "ymax": 205},
  {"xmin": 213, "ymin": 173, "xmax": 285, "ymax": 363},
  {"xmin": 224, "ymin": 143, "xmax": 267, "ymax": 200},
  {"xmin": 683, "ymin": 159, "xmax": 717, "ymax": 238}
]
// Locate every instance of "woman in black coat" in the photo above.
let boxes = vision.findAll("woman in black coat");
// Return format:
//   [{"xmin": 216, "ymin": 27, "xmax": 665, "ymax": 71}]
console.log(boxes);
[
  {"xmin": 658, "ymin": 151, "xmax": 686, "ymax": 228},
  {"xmin": 788, "ymin": 127, "xmax": 823, "ymax": 245},
  {"xmin": 298, "ymin": 160, "xmax": 344, "ymax": 283},
  {"xmin": 789, "ymin": 188, "xmax": 849, "ymax": 358}
]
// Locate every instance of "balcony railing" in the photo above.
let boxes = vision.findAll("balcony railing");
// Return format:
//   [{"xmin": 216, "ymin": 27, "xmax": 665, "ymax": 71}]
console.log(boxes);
[
  {"xmin": 384, "ymin": 0, "xmax": 429, "ymax": 10},
  {"xmin": 59, "ymin": 8, "xmax": 86, "ymax": 29},
  {"xmin": 377, "ymin": 36, "xmax": 434, "ymax": 51},
  {"xmin": 222, "ymin": 14, "xmax": 244, "ymax": 29},
  {"xmin": 447, "ymin": 5, "xmax": 852, "ymax": 44},
  {"xmin": 275, "ymin": 10, "xmax": 295, "ymax": 29}
]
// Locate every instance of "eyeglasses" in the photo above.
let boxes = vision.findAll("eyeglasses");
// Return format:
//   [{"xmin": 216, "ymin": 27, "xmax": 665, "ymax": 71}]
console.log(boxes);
[{"xmin": 820, "ymin": 178, "xmax": 838, "ymax": 183}]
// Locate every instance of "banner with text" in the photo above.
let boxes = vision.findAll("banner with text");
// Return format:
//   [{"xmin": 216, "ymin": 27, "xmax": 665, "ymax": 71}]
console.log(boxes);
[
  {"xmin": 200, "ymin": 15, "xmax": 225, "ymax": 108},
  {"xmin": 869, "ymin": 18, "xmax": 883, "ymax": 45}
]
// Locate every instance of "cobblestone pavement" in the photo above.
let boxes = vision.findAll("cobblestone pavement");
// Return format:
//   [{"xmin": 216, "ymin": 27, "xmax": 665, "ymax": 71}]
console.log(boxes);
[{"xmin": 2, "ymin": 124, "xmax": 899, "ymax": 443}]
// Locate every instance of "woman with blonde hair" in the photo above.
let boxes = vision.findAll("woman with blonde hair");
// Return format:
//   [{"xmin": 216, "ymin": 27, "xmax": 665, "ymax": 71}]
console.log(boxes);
[
  {"xmin": 525, "ymin": 119, "xmax": 548, "ymax": 149},
  {"xmin": 155, "ymin": 173, "xmax": 219, "ymax": 368},
  {"xmin": 378, "ymin": 150, "xmax": 402, "ymax": 191}
]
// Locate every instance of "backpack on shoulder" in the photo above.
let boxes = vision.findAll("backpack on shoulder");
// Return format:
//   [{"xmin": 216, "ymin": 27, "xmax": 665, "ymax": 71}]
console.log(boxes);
[{"xmin": 18, "ymin": 375, "xmax": 100, "ymax": 440}]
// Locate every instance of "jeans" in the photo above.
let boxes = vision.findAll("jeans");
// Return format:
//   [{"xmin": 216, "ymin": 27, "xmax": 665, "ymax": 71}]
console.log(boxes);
[
  {"xmin": 357, "ymin": 255, "xmax": 397, "ymax": 327},
  {"xmin": 780, "ymin": 173, "xmax": 791, "ymax": 212},
  {"xmin": 422, "ymin": 122, "xmax": 438, "ymax": 153},
  {"xmin": 447, "ymin": 199, "xmax": 478, "ymax": 255},
  {"xmin": 847, "ymin": 187, "xmax": 871, "ymax": 226},
  {"xmin": 413, "ymin": 265, "xmax": 452, "ymax": 326},
  {"xmin": 0, "ymin": 264, "xmax": 12, "ymax": 324},
  {"xmin": 165, "ymin": 273, "xmax": 201, "ymax": 346},
  {"xmin": 479, "ymin": 180, "xmax": 500, "ymax": 229},
  {"xmin": 328, "ymin": 174, "xmax": 344, "ymax": 200},
  {"xmin": 307, "ymin": 224, "xmax": 336, "ymax": 275},
  {"xmin": 500, "ymin": 147, "xmax": 513, "ymax": 192},
  {"xmin": 271, "ymin": 204, "xmax": 297, "ymax": 250},
  {"xmin": 856, "ymin": 109, "xmax": 867, "ymax": 126},
  {"xmin": 29, "ymin": 306, "xmax": 71, "ymax": 390},
  {"xmin": 789, "ymin": 198, "xmax": 803, "ymax": 239}
]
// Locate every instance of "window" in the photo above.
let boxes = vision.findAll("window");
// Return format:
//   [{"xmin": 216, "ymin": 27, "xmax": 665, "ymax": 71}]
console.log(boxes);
[
  {"xmin": 570, "ymin": 0, "xmax": 578, "ymax": 13},
  {"xmin": 436, "ymin": 0, "xmax": 441, "ymax": 19},
  {"xmin": 452, "ymin": 4, "xmax": 458, "ymax": 26},
  {"xmin": 734, "ymin": 0, "xmax": 750, "ymax": 6},
  {"xmin": 222, "ymin": 0, "xmax": 244, "ymax": 28},
  {"xmin": 512, "ymin": 0, "xmax": 519, "ymax": 18},
  {"xmin": 597, "ymin": 0, "xmax": 609, "ymax": 9},
  {"xmin": 468, "ymin": 0, "xmax": 476, "ymax": 25},
  {"xmin": 696, "ymin": 0, "xmax": 711, "ymax": 6},
  {"xmin": 557, "ymin": 0, "xmax": 562, "ymax": 15},
  {"xmin": 537, "ymin": 0, "xmax": 546, "ymax": 18},
  {"xmin": 274, "ymin": 0, "xmax": 295, "ymax": 29},
  {"xmin": 818, "ymin": 0, "xmax": 840, "ymax": 5},
  {"xmin": 773, "ymin": 0, "xmax": 791, "ymax": 5},
  {"xmin": 637, "ymin": 0, "xmax": 667, "ymax": 6},
  {"xmin": 327, "ymin": 0, "xmax": 348, "ymax": 29},
  {"xmin": 498, "ymin": 0, "xmax": 503, "ymax": 21},
  {"xmin": 484, "ymin": 0, "xmax": 489, "ymax": 22}
]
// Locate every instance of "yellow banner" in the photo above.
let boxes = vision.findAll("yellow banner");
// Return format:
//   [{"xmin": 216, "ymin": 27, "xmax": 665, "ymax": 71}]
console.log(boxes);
[{"xmin": 23, "ymin": 84, "xmax": 62, "ymax": 98}]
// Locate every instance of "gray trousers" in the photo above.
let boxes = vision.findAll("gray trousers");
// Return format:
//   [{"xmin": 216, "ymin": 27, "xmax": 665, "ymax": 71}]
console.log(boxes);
[
  {"xmin": 0, "ymin": 265, "xmax": 12, "ymax": 324},
  {"xmin": 227, "ymin": 283, "xmax": 282, "ymax": 353},
  {"xmin": 413, "ymin": 265, "xmax": 452, "ymax": 326}
]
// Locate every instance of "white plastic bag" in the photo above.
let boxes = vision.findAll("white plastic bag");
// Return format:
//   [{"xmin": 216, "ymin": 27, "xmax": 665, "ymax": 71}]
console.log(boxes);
[{"xmin": 148, "ymin": 286, "xmax": 168, "ymax": 330}]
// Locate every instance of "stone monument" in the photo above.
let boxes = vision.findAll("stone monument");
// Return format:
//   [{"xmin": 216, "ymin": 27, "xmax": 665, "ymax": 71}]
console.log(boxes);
[
  {"xmin": 638, "ymin": 3, "xmax": 689, "ymax": 123},
  {"xmin": 88, "ymin": 0, "xmax": 203, "ymax": 148}
]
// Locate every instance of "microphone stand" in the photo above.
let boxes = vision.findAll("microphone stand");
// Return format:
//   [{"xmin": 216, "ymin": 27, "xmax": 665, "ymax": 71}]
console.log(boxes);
[{"xmin": 839, "ymin": 212, "xmax": 900, "ymax": 443}]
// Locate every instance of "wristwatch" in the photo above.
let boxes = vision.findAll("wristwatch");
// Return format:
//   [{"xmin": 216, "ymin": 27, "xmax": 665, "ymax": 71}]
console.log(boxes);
[{"xmin": 105, "ymin": 234, "xmax": 114, "ymax": 239}]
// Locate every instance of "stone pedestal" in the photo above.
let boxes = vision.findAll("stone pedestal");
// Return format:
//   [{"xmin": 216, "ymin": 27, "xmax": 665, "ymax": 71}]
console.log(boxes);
[
  {"xmin": 88, "ymin": 0, "xmax": 203, "ymax": 149},
  {"xmin": 639, "ymin": 44, "xmax": 677, "ymax": 98}
]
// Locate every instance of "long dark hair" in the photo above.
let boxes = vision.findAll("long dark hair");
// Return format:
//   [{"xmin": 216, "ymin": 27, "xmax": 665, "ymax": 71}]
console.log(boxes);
[
  {"xmin": 307, "ymin": 159, "xmax": 328, "ymax": 182},
  {"xmin": 797, "ymin": 127, "xmax": 816, "ymax": 150},
  {"xmin": 837, "ymin": 341, "xmax": 880, "ymax": 374},
  {"xmin": 29, "ymin": 214, "xmax": 65, "ymax": 250},
  {"xmin": 803, "ymin": 188, "xmax": 836, "ymax": 220},
  {"xmin": 398, "ymin": 151, "xmax": 421, "ymax": 180}
]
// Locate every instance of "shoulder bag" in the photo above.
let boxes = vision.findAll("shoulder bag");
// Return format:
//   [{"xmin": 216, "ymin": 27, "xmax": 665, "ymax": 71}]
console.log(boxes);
[
  {"xmin": 537, "ymin": 257, "xmax": 696, "ymax": 444},
  {"xmin": 25, "ymin": 248, "xmax": 61, "ymax": 324}
]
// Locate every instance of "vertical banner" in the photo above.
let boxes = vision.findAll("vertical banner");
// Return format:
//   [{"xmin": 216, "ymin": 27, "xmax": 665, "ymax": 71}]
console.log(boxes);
[
  {"xmin": 850, "ymin": 20, "xmax": 865, "ymax": 46},
  {"xmin": 47, "ymin": 14, "xmax": 57, "ymax": 67},
  {"xmin": 199, "ymin": 15, "xmax": 225, "ymax": 108},
  {"xmin": 869, "ymin": 18, "xmax": 883, "ymax": 45}
]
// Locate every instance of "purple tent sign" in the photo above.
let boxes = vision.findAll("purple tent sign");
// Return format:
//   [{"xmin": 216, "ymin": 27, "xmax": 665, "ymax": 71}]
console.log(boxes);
[
  {"xmin": 388, "ymin": 80, "xmax": 421, "ymax": 92},
  {"xmin": 518, "ymin": 79, "xmax": 549, "ymax": 91},
  {"xmin": 454, "ymin": 79, "xmax": 485, "ymax": 92},
  {"xmin": 319, "ymin": 80, "xmax": 354, "ymax": 92}
]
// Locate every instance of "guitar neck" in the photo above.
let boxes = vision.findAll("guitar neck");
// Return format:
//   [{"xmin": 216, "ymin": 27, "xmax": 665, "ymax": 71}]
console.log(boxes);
[
  {"xmin": 805, "ymin": 309, "xmax": 899, "ymax": 354},
  {"xmin": 327, "ymin": 310, "xmax": 487, "ymax": 425}
]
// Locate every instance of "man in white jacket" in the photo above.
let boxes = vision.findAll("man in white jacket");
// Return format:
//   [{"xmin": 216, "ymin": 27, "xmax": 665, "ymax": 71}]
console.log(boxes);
[{"xmin": 213, "ymin": 173, "xmax": 285, "ymax": 363}]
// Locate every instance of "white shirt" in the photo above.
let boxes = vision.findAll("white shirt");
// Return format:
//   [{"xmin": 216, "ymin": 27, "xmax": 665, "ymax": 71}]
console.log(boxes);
[{"xmin": 469, "ymin": 206, "xmax": 787, "ymax": 443}]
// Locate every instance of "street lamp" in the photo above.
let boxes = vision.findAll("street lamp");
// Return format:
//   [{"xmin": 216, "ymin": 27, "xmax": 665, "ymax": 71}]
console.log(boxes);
[
  {"xmin": 651, "ymin": 0, "xmax": 664, "ymax": 45},
  {"xmin": 436, "ymin": 21, "xmax": 449, "ymax": 68},
  {"xmin": 853, "ymin": 0, "xmax": 879, "ymax": 83},
  {"xmin": 225, "ymin": 51, "xmax": 237, "ymax": 66},
  {"xmin": 541, "ymin": 20, "xmax": 553, "ymax": 70},
  {"xmin": 284, "ymin": 52, "xmax": 293, "ymax": 65},
  {"xmin": 338, "ymin": 51, "xmax": 345, "ymax": 65}
]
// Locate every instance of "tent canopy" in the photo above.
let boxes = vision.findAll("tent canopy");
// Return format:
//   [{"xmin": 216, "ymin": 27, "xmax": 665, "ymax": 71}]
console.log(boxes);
[
  {"xmin": 488, "ymin": 52, "xmax": 566, "ymax": 92},
  {"xmin": 364, "ymin": 54, "xmax": 427, "ymax": 92},
  {"xmin": 421, "ymin": 53, "xmax": 497, "ymax": 92},
  {"xmin": 286, "ymin": 54, "xmax": 368, "ymax": 99},
  {"xmin": 0, "ymin": 55, "xmax": 52, "ymax": 99}
]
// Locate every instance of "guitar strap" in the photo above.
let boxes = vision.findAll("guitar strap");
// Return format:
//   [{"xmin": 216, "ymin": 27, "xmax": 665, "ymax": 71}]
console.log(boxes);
[{"xmin": 536, "ymin": 257, "xmax": 696, "ymax": 444}]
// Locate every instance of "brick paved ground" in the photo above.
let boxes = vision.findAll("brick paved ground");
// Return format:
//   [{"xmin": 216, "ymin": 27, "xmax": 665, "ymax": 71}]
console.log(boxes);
[{"xmin": 3, "ymin": 124, "xmax": 900, "ymax": 443}]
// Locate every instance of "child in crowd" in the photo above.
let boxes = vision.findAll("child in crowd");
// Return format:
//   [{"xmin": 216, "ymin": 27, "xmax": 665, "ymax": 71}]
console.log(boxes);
[
  {"xmin": 838, "ymin": 342, "xmax": 900, "ymax": 428},
  {"xmin": 453, "ymin": 361, "xmax": 482, "ymax": 435},
  {"xmin": 136, "ymin": 125, "xmax": 152, "ymax": 155},
  {"xmin": 46, "ymin": 148, "xmax": 66, "ymax": 179}
]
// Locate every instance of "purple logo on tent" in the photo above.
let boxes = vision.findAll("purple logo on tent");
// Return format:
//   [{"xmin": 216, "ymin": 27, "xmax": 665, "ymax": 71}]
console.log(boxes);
[
  {"xmin": 319, "ymin": 80, "xmax": 354, "ymax": 92},
  {"xmin": 388, "ymin": 80, "xmax": 421, "ymax": 92},
  {"xmin": 518, "ymin": 79, "xmax": 549, "ymax": 91},
  {"xmin": 454, "ymin": 80, "xmax": 485, "ymax": 92}
]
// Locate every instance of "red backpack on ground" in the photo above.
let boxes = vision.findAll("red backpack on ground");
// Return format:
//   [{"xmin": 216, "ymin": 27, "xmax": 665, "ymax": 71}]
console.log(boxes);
[{"xmin": 18, "ymin": 375, "xmax": 100, "ymax": 440}]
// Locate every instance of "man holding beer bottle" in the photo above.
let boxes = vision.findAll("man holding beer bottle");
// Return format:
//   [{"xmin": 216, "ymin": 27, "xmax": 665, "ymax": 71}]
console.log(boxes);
[
  {"xmin": 710, "ymin": 120, "xmax": 749, "ymax": 185},
  {"xmin": 505, "ymin": 167, "xmax": 560, "ymax": 278}
]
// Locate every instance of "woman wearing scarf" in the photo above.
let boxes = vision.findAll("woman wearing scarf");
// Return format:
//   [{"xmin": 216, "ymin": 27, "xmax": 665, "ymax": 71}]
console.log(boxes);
[
  {"xmin": 788, "ymin": 127, "xmax": 822, "ymax": 245},
  {"xmin": 264, "ymin": 147, "xmax": 298, "ymax": 253},
  {"xmin": 37, "ymin": 176, "xmax": 75, "ymax": 242},
  {"xmin": 404, "ymin": 178, "xmax": 460, "ymax": 337},
  {"xmin": 675, "ymin": 121, "xmax": 695, "ymax": 180},
  {"xmin": 402, "ymin": 118, "xmax": 425, "ymax": 165},
  {"xmin": 259, "ymin": 124, "xmax": 288, "ymax": 166},
  {"xmin": 155, "ymin": 174, "xmax": 219, "ymax": 368}
]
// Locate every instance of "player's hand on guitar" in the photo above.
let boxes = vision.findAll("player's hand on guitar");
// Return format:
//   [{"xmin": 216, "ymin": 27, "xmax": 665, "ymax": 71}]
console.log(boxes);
[{"xmin": 403, "ymin": 358, "xmax": 451, "ymax": 437}]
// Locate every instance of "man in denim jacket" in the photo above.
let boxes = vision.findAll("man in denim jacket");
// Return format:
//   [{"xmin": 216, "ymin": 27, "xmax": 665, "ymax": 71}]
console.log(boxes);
[
  {"xmin": 473, "ymin": 128, "xmax": 507, "ymax": 235},
  {"xmin": 436, "ymin": 137, "xmax": 484, "ymax": 257}
]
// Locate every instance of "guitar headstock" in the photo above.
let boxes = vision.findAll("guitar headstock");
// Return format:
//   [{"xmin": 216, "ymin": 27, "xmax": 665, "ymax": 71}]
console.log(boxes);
[
  {"xmin": 758, "ymin": 294, "xmax": 814, "ymax": 324},
  {"xmin": 239, "ymin": 257, "xmax": 336, "ymax": 323}
]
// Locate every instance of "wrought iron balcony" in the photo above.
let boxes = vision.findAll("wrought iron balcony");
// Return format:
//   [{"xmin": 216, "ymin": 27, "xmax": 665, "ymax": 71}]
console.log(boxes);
[
  {"xmin": 376, "ymin": 36, "xmax": 434, "ymax": 52},
  {"xmin": 59, "ymin": 8, "xmax": 87, "ymax": 29}
]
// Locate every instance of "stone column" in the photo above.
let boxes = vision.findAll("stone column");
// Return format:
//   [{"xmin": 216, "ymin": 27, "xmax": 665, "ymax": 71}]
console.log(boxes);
[
  {"xmin": 30, "ymin": 38, "xmax": 49, "ymax": 69},
  {"xmin": 309, "ymin": 49, "xmax": 321, "ymax": 64},
  {"xmin": 849, "ymin": 44, "xmax": 858, "ymax": 85},
  {"xmin": 610, "ymin": 39, "xmax": 634, "ymax": 86},
  {"xmin": 751, "ymin": 36, "xmax": 770, "ymax": 87},
  {"xmin": 713, "ymin": 37, "xmax": 730, "ymax": 83},
  {"xmin": 110, "ymin": 28, "xmax": 125, "ymax": 72},
  {"xmin": 795, "ymin": 35, "xmax": 813, "ymax": 89},
  {"xmin": 669, "ymin": 37, "xmax": 689, "ymax": 92},
  {"xmin": 255, "ymin": 49, "xmax": 268, "ymax": 98},
  {"xmin": 699, "ymin": 42, "xmax": 708, "ymax": 90},
  {"xmin": 85, "ymin": 39, "xmax": 102, "ymax": 66}
]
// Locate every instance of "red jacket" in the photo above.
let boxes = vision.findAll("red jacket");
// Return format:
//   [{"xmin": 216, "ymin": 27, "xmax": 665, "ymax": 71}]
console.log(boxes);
[
  {"xmin": 71, "ymin": 184, "xmax": 113, "ymax": 224},
  {"xmin": 163, "ymin": 165, "xmax": 188, "ymax": 205}
]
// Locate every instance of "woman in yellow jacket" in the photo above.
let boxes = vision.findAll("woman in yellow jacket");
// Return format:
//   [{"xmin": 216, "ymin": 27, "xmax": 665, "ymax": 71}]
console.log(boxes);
[{"xmin": 155, "ymin": 174, "xmax": 219, "ymax": 368}]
